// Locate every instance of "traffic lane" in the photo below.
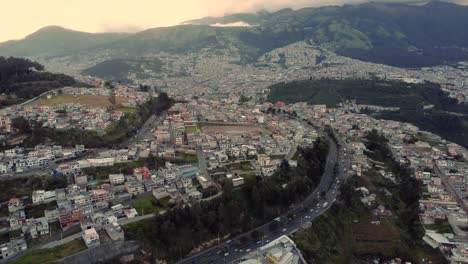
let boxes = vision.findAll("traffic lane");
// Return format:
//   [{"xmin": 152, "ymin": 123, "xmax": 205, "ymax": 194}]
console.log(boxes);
[
  {"xmin": 201, "ymin": 202, "xmax": 338, "ymax": 264},
  {"xmin": 179, "ymin": 139, "xmax": 340, "ymax": 264},
  {"xmin": 194, "ymin": 188, "xmax": 342, "ymax": 264}
]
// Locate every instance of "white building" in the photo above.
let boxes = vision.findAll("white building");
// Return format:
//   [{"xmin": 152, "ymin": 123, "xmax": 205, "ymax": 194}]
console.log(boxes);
[{"xmin": 82, "ymin": 228, "xmax": 100, "ymax": 248}]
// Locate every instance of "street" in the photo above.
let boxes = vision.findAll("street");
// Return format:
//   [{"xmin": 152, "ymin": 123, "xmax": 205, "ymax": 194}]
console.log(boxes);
[{"xmin": 178, "ymin": 132, "xmax": 351, "ymax": 264}]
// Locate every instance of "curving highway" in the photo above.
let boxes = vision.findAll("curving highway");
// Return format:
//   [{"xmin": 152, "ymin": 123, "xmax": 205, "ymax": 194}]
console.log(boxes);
[{"xmin": 178, "ymin": 132, "xmax": 351, "ymax": 264}]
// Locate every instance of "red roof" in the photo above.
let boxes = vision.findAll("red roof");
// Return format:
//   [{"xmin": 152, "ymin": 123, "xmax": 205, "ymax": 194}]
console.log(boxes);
[
  {"xmin": 9, "ymin": 198, "xmax": 20, "ymax": 204},
  {"xmin": 275, "ymin": 102, "xmax": 286, "ymax": 107}
]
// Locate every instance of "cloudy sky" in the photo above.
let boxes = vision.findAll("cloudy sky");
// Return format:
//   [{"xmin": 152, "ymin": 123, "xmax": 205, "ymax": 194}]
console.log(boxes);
[{"xmin": 1, "ymin": 0, "xmax": 466, "ymax": 42}]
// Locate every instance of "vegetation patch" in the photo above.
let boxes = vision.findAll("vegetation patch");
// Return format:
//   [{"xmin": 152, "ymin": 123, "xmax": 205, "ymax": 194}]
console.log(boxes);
[
  {"xmin": 132, "ymin": 196, "xmax": 170, "ymax": 215},
  {"xmin": 113, "ymin": 106, "xmax": 138, "ymax": 113},
  {"xmin": 36, "ymin": 94, "xmax": 129, "ymax": 107},
  {"xmin": 13, "ymin": 240, "xmax": 86, "ymax": 264},
  {"xmin": 124, "ymin": 139, "xmax": 329, "ymax": 261},
  {"xmin": 185, "ymin": 125, "xmax": 198, "ymax": 134}
]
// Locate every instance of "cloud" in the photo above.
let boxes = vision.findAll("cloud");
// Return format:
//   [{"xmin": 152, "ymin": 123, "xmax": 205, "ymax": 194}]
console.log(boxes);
[
  {"xmin": 0, "ymin": 0, "xmax": 467, "ymax": 42},
  {"xmin": 99, "ymin": 23, "xmax": 145, "ymax": 33},
  {"xmin": 210, "ymin": 0, "xmax": 467, "ymax": 15}
]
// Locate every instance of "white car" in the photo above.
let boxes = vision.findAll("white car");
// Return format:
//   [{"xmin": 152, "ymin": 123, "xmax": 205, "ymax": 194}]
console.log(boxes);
[
  {"xmin": 282, "ymin": 228, "xmax": 287, "ymax": 232},
  {"xmin": 322, "ymin": 202, "xmax": 328, "ymax": 208},
  {"xmin": 246, "ymin": 249, "xmax": 251, "ymax": 252}
]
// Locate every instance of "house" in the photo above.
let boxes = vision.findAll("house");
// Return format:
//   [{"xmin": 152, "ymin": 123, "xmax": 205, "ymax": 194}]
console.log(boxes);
[
  {"xmin": 87, "ymin": 158, "xmax": 114, "ymax": 167},
  {"xmin": 105, "ymin": 222, "xmax": 124, "ymax": 241},
  {"xmin": 189, "ymin": 191, "xmax": 203, "ymax": 201},
  {"xmin": 0, "ymin": 236, "xmax": 27, "ymax": 262},
  {"xmin": 111, "ymin": 204, "xmax": 124, "ymax": 215},
  {"xmin": 262, "ymin": 166, "xmax": 276, "ymax": 176},
  {"xmin": 125, "ymin": 181, "xmax": 145, "ymax": 196},
  {"xmin": 44, "ymin": 208, "xmax": 59, "ymax": 223},
  {"xmin": 9, "ymin": 210, "xmax": 26, "ymax": 230},
  {"xmin": 232, "ymin": 177, "xmax": 245, "ymax": 187},
  {"xmin": 143, "ymin": 180, "xmax": 156, "ymax": 192},
  {"xmin": 124, "ymin": 208, "xmax": 138, "ymax": 219},
  {"xmin": 32, "ymin": 190, "xmax": 56, "ymax": 205},
  {"xmin": 8, "ymin": 198, "xmax": 24, "ymax": 213},
  {"xmin": 257, "ymin": 154, "xmax": 271, "ymax": 167},
  {"xmin": 74, "ymin": 174, "xmax": 88, "ymax": 185},
  {"xmin": 22, "ymin": 217, "xmax": 49, "ymax": 239},
  {"xmin": 196, "ymin": 175, "xmax": 212, "ymax": 189},
  {"xmin": 109, "ymin": 174, "xmax": 125, "ymax": 185},
  {"xmin": 58, "ymin": 206, "xmax": 84, "ymax": 228},
  {"xmin": 153, "ymin": 188, "xmax": 170, "ymax": 201},
  {"xmin": 134, "ymin": 167, "xmax": 150, "ymax": 181},
  {"xmin": 82, "ymin": 228, "xmax": 100, "ymax": 248},
  {"xmin": 55, "ymin": 188, "xmax": 67, "ymax": 201},
  {"xmin": 0, "ymin": 115, "xmax": 12, "ymax": 132},
  {"xmin": 93, "ymin": 189, "xmax": 109, "ymax": 202}
]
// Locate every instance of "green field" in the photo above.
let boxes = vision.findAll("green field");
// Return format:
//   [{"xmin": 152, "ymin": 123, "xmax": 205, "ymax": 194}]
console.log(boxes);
[
  {"xmin": 113, "ymin": 106, "xmax": 138, "ymax": 113},
  {"xmin": 185, "ymin": 125, "xmax": 199, "ymax": 134},
  {"xmin": 227, "ymin": 161, "xmax": 254, "ymax": 172},
  {"xmin": 132, "ymin": 196, "xmax": 170, "ymax": 215},
  {"xmin": 13, "ymin": 240, "xmax": 86, "ymax": 264},
  {"xmin": 240, "ymin": 172, "xmax": 257, "ymax": 185}
]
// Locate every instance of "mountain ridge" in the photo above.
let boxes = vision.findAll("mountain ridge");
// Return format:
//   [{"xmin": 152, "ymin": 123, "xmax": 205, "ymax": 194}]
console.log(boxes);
[{"xmin": 0, "ymin": 1, "xmax": 467, "ymax": 68}]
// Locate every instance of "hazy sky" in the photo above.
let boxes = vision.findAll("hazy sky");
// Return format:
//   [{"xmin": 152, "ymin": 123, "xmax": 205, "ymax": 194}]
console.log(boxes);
[{"xmin": 1, "ymin": 0, "xmax": 467, "ymax": 42}]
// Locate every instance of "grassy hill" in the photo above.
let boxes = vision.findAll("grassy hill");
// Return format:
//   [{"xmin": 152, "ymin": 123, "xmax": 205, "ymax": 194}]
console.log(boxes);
[{"xmin": 81, "ymin": 58, "xmax": 163, "ymax": 81}]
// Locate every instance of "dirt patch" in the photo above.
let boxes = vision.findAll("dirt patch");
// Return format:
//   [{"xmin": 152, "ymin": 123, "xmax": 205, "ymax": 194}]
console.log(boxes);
[{"xmin": 36, "ymin": 95, "xmax": 129, "ymax": 107}]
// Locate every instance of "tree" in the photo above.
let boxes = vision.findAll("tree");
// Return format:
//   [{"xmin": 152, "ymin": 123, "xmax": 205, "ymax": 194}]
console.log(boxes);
[{"xmin": 108, "ymin": 93, "xmax": 117, "ymax": 105}]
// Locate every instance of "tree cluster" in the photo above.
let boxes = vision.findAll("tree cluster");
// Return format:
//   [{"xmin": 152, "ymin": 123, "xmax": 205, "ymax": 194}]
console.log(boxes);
[{"xmin": 125, "ymin": 139, "xmax": 330, "ymax": 261}]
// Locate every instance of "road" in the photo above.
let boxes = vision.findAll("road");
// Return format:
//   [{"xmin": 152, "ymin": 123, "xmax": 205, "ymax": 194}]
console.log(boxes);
[
  {"xmin": 178, "ymin": 132, "xmax": 352, "ymax": 264},
  {"xmin": 196, "ymin": 145, "xmax": 218, "ymax": 189},
  {"xmin": 433, "ymin": 163, "xmax": 468, "ymax": 213},
  {"xmin": 120, "ymin": 112, "xmax": 166, "ymax": 148}
]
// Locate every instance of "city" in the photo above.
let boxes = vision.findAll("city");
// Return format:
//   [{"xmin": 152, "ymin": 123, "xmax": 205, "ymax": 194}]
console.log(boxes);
[{"xmin": 0, "ymin": 1, "xmax": 467, "ymax": 264}]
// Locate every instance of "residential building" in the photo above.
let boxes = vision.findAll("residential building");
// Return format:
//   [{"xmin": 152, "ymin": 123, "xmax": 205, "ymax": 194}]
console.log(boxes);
[
  {"xmin": 0, "ymin": 236, "xmax": 27, "ymax": 262},
  {"xmin": 109, "ymin": 174, "xmax": 125, "ymax": 185},
  {"xmin": 82, "ymin": 228, "xmax": 100, "ymax": 248}
]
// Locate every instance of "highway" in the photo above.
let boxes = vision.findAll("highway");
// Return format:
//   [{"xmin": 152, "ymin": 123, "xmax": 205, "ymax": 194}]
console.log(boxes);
[{"xmin": 178, "ymin": 132, "xmax": 352, "ymax": 264}]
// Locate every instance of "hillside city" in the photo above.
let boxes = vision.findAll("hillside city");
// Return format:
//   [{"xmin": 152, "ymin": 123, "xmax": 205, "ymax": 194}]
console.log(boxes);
[{"xmin": 0, "ymin": 4, "xmax": 467, "ymax": 264}]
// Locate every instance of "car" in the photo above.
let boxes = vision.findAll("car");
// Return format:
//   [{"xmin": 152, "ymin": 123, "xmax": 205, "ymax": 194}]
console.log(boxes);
[
  {"xmin": 246, "ymin": 249, "xmax": 251, "ymax": 252},
  {"xmin": 282, "ymin": 228, "xmax": 287, "ymax": 232},
  {"xmin": 322, "ymin": 202, "xmax": 328, "ymax": 208},
  {"xmin": 333, "ymin": 198, "xmax": 336, "ymax": 202},
  {"xmin": 266, "ymin": 240, "xmax": 270, "ymax": 243},
  {"xmin": 309, "ymin": 208, "xmax": 314, "ymax": 212},
  {"xmin": 226, "ymin": 240, "xmax": 232, "ymax": 244},
  {"xmin": 239, "ymin": 249, "xmax": 244, "ymax": 253},
  {"xmin": 224, "ymin": 253, "xmax": 229, "ymax": 257},
  {"xmin": 274, "ymin": 217, "xmax": 281, "ymax": 222}
]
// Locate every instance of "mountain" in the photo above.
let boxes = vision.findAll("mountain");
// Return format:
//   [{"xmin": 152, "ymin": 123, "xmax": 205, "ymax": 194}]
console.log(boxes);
[
  {"xmin": 0, "ymin": 26, "xmax": 130, "ymax": 57},
  {"xmin": 0, "ymin": 57, "xmax": 79, "ymax": 108},
  {"xmin": 1, "ymin": 2, "xmax": 467, "ymax": 68},
  {"xmin": 81, "ymin": 58, "xmax": 163, "ymax": 81}
]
